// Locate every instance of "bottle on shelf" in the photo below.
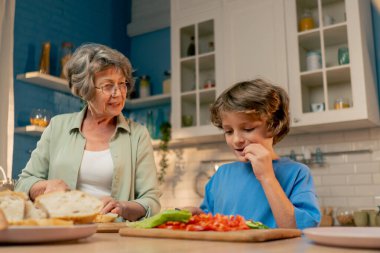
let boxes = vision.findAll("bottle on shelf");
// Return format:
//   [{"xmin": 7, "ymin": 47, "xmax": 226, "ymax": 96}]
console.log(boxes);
[
  {"xmin": 139, "ymin": 75, "xmax": 151, "ymax": 98},
  {"xmin": 39, "ymin": 42, "xmax": 51, "ymax": 74},
  {"xmin": 208, "ymin": 41, "xmax": 214, "ymax": 52},
  {"xmin": 60, "ymin": 42, "xmax": 73, "ymax": 79},
  {"xmin": 162, "ymin": 70, "xmax": 171, "ymax": 94},
  {"xmin": 187, "ymin": 36, "xmax": 195, "ymax": 56}
]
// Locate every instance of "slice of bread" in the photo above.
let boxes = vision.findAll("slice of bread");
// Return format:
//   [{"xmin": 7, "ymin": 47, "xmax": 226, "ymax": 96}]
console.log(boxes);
[
  {"xmin": 93, "ymin": 213, "xmax": 118, "ymax": 223},
  {"xmin": 0, "ymin": 209, "xmax": 8, "ymax": 230},
  {"xmin": 35, "ymin": 191, "xmax": 103, "ymax": 224},
  {"xmin": 0, "ymin": 191, "xmax": 27, "ymax": 222},
  {"xmin": 25, "ymin": 200, "xmax": 48, "ymax": 219}
]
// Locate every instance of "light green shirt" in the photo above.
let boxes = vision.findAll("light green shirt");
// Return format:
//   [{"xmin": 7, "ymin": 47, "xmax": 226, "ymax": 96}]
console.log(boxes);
[{"xmin": 15, "ymin": 107, "xmax": 161, "ymax": 217}]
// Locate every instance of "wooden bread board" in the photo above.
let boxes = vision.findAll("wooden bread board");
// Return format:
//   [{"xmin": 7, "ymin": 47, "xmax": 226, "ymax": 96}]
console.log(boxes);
[
  {"xmin": 119, "ymin": 227, "xmax": 302, "ymax": 242},
  {"xmin": 97, "ymin": 222, "xmax": 127, "ymax": 233}
]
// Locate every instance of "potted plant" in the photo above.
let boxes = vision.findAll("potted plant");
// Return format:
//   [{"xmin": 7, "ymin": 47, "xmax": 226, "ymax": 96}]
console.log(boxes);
[{"xmin": 157, "ymin": 122, "xmax": 171, "ymax": 184}]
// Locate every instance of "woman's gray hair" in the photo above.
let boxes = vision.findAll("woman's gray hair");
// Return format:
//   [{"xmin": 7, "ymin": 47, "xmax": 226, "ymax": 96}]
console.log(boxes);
[{"xmin": 63, "ymin": 43, "xmax": 134, "ymax": 101}]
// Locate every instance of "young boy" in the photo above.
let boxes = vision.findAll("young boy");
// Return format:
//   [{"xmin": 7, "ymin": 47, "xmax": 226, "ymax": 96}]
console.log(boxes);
[{"xmin": 188, "ymin": 79, "xmax": 320, "ymax": 229}]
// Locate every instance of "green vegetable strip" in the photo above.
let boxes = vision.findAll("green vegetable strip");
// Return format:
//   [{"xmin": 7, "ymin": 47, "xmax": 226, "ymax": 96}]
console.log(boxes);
[
  {"xmin": 245, "ymin": 220, "xmax": 269, "ymax": 229},
  {"xmin": 126, "ymin": 209, "xmax": 192, "ymax": 228}
]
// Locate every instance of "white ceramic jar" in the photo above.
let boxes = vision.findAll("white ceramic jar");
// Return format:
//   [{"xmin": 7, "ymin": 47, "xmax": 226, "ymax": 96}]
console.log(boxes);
[{"xmin": 306, "ymin": 51, "xmax": 321, "ymax": 71}]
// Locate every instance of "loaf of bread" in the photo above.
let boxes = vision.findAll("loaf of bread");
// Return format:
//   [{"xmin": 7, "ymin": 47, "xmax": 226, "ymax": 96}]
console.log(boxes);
[{"xmin": 35, "ymin": 190, "xmax": 103, "ymax": 224}]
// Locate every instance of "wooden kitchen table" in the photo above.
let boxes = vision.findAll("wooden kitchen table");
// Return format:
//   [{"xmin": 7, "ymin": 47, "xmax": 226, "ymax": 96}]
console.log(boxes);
[{"xmin": 0, "ymin": 233, "xmax": 377, "ymax": 253}]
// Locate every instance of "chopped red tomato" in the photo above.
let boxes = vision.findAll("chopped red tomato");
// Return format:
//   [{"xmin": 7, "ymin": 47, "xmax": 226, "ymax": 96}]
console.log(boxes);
[{"xmin": 157, "ymin": 213, "xmax": 249, "ymax": 232}]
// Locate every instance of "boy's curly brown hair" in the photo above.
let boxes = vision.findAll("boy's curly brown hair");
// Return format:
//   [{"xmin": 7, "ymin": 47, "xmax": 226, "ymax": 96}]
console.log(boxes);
[{"xmin": 210, "ymin": 79, "xmax": 290, "ymax": 145}]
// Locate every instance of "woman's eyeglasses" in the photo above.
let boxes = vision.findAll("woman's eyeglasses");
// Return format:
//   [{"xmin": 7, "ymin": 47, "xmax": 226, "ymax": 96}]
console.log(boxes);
[{"xmin": 95, "ymin": 82, "xmax": 129, "ymax": 96}]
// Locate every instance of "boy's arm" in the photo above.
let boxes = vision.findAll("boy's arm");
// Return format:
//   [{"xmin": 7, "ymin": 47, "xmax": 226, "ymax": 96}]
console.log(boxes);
[
  {"xmin": 244, "ymin": 142, "xmax": 297, "ymax": 228},
  {"xmin": 259, "ymin": 177, "xmax": 297, "ymax": 228}
]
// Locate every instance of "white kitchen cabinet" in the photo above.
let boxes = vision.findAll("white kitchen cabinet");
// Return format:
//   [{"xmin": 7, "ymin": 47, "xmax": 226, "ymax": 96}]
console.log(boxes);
[
  {"xmin": 222, "ymin": 0, "xmax": 288, "ymax": 91},
  {"xmin": 171, "ymin": 0, "xmax": 224, "ymax": 139},
  {"xmin": 285, "ymin": 0, "xmax": 379, "ymax": 133},
  {"xmin": 171, "ymin": 0, "xmax": 222, "ymax": 21},
  {"xmin": 170, "ymin": 0, "xmax": 288, "ymax": 139}
]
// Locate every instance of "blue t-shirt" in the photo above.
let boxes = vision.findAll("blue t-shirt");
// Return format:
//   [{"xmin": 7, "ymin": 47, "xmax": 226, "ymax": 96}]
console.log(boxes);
[{"xmin": 200, "ymin": 157, "xmax": 321, "ymax": 229}]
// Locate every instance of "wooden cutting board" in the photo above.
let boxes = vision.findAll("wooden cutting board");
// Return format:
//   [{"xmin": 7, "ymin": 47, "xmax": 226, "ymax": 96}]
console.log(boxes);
[
  {"xmin": 119, "ymin": 227, "xmax": 302, "ymax": 242},
  {"xmin": 97, "ymin": 222, "xmax": 127, "ymax": 233}
]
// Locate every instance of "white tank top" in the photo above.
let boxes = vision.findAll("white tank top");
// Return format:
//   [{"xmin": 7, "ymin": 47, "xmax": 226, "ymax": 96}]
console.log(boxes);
[{"xmin": 77, "ymin": 149, "xmax": 113, "ymax": 198}]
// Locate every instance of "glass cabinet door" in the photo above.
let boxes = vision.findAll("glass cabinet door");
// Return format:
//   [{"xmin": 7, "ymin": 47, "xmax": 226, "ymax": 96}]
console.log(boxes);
[
  {"xmin": 179, "ymin": 19, "xmax": 216, "ymax": 128},
  {"xmin": 296, "ymin": 0, "xmax": 351, "ymax": 114}
]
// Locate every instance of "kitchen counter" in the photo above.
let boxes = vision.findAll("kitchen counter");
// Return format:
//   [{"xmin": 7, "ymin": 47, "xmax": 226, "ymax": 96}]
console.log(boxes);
[{"xmin": 1, "ymin": 233, "xmax": 376, "ymax": 253}]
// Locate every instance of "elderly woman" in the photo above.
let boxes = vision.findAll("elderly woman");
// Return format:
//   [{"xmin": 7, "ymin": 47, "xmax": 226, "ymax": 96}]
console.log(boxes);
[{"xmin": 16, "ymin": 43, "xmax": 160, "ymax": 221}]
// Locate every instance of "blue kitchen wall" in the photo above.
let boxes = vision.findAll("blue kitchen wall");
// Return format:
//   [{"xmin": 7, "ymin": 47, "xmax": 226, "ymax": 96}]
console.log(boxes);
[
  {"xmin": 130, "ymin": 28, "xmax": 171, "ymax": 96},
  {"xmin": 13, "ymin": 0, "xmax": 131, "ymax": 178},
  {"xmin": 128, "ymin": 28, "xmax": 171, "ymax": 139}
]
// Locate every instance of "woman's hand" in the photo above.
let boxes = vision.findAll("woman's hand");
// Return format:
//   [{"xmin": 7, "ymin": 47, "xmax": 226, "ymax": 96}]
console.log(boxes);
[
  {"xmin": 29, "ymin": 179, "xmax": 70, "ymax": 200},
  {"xmin": 100, "ymin": 197, "xmax": 146, "ymax": 221},
  {"xmin": 44, "ymin": 179, "xmax": 70, "ymax": 194},
  {"xmin": 243, "ymin": 140, "xmax": 276, "ymax": 182},
  {"xmin": 100, "ymin": 196, "xmax": 123, "ymax": 215}
]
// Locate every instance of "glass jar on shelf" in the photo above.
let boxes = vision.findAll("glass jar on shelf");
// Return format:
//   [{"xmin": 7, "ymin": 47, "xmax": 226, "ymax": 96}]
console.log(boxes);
[
  {"xmin": 30, "ymin": 109, "xmax": 52, "ymax": 127},
  {"xmin": 338, "ymin": 47, "xmax": 350, "ymax": 65},
  {"xmin": 334, "ymin": 98, "xmax": 350, "ymax": 110},
  {"xmin": 336, "ymin": 207, "xmax": 356, "ymax": 226},
  {"xmin": 0, "ymin": 166, "xmax": 15, "ymax": 191},
  {"xmin": 203, "ymin": 79, "xmax": 215, "ymax": 89},
  {"xmin": 299, "ymin": 9, "xmax": 315, "ymax": 32},
  {"xmin": 306, "ymin": 50, "xmax": 321, "ymax": 71}
]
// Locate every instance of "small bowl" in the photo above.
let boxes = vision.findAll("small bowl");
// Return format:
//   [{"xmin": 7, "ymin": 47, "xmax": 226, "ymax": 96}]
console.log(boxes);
[{"xmin": 30, "ymin": 109, "xmax": 52, "ymax": 127}]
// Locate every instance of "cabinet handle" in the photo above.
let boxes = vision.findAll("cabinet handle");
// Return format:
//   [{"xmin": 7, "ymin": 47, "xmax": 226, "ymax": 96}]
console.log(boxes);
[{"xmin": 293, "ymin": 117, "xmax": 300, "ymax": 123}]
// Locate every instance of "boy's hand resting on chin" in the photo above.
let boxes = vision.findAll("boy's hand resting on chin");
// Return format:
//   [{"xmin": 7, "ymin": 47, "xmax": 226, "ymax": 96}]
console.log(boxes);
[{"xmin": 243, "ymin": 139, "xmax": 276, "ymax": 183}]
